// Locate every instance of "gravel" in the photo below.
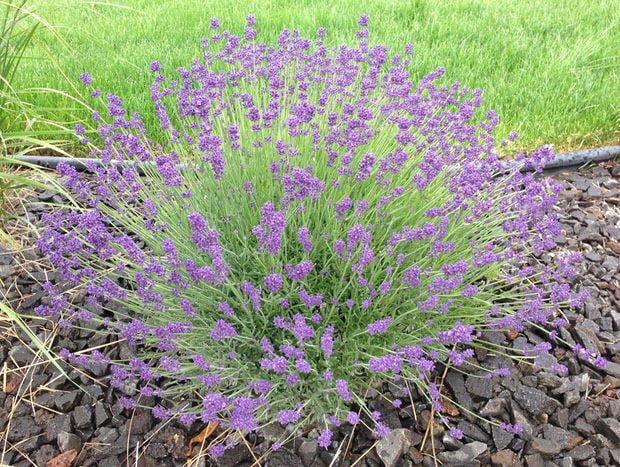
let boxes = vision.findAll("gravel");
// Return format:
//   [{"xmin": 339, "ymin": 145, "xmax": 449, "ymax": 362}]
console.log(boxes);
[{"xmin": 1, "ymin": 160, "xmax": 619, "ymax": 466}]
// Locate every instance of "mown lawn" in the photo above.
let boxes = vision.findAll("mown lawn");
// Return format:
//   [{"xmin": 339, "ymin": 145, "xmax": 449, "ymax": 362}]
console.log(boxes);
[{"xmin": 16, "ymin": 0, "xmax": 620, "ymax": 154}]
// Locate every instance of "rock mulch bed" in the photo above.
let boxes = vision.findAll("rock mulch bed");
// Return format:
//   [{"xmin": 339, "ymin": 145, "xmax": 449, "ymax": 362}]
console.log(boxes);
[{"xmin": 1, "ymin": 160, "xmax": 619, "ymax": 467}]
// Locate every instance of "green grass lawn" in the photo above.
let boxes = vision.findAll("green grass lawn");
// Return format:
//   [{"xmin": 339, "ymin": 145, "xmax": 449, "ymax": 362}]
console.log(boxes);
[{"xmin": 15, "ymin": 0, "xmax": 620, "ymax": 155}]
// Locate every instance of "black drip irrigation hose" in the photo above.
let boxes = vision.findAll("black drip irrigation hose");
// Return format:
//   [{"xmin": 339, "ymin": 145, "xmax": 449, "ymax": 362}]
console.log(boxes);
[
  {"xmin": 9, "ymin": 144, "xmax": 620, "ymax": 176},
  {"xmin": 500, "ymin": 145, "xmax": 620, "ymax": 172}
]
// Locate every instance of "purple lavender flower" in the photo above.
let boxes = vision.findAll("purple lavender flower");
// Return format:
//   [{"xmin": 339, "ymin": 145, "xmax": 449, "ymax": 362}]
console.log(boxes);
[
  {"xmin": 298, "ymin": 289, "xmax": 323, "ymax": 308},
  {"xmin": 219, "ymin": 301, "xmax": 235, "ymax": 316},
  {"xmin": 118, "ymin": 397, "xmax": 138, "ymax": 410},
  {"xmin": 260, "ymin": 337, "xmax": 274, "ymax": 355},
  {"xmin": 202, "ymin": 392, "xmax": 228, "ymax": 423},
  {"xmin": 334, "ymin": 239, "xmax": 345, "ymax": 258},
  {"xmin": 105, "ymin": 92, "xmax": 125, "ymax": 117},
  {"xmin": 334, "ymin": 197, "xmax": 352, "ymax": 219},
  {"xmin": 335, "ymin": 379, "xmax": 352, "ymax": 402},
  {"xmin": 209, "ymin": 319, "xmax": 238, "ymax": 341},
  {"xmin": 402, "ymin": 265, "xmax": 420, "ymax": 288},
  {"xmin": 277, "ymin": 409, "xmax": 301, "ymax": 425},
  {"xmin": 373, "ymin": 422, "xmax": 390, "ymax": 438},
  {"xmin": 461, "ymin": 284, "xmax": 478, "ymax": 298},
  {"xmin": 281, "ymin": 167, "xmax": 325, "ymax": 207},
  {"xmin": 229, "ymin": 397, "xmax": 259, "ymax": 433},
  {"xmin": 297, "ymin": 226, "xmax": 313, "ymax": 253},
  {"xmin": 367, "ymin": 317, "xmax": 392, "ymax": 335},
  {"xmin": 550, "ymin": 363, "xmax": 568, "ymax": 375},
  {"xmin": 278, "ymin": 344, "xmax": 300, "ymax": 359},
  {"xmin": 159, "ymin": 355, "xmax": 181, "ymax": 373},
  {"xmin": 263, "ymin": 273, "xmax": 283, "ymax": 293},
  {"xmin": 250, "ymin": 379, "xmax": 272, "ymax": 393},
  {"xmin": 354, "ymin": 200, "xmax": 368, "ymax": 219},
  {"xmin": 209, "ymin": 443, "xmax": 225, "ymax": 458},
  {"xmin": 320, "ymin": 325, "xmax": 334, "ymax": 359},
  {"xmin": 436, "ymin": 322, "xmax": 474, "ymax": 344},
  {"xmin": 152, "ymin": 405, "xmax": 172, "ymax": 420},
  {"xmin": 295, "ymin": 359, "xmax": 311, "ymax": 373},
  {"xmin": 368, "ymin": 354, "xmax": 401, "ymax": 373},
  {"xmin": 179, "ymin": 413, "xmax": 197, "ymax": 425},
  {"xmin": 284, "ymin": 260, "xmax": 313, "ymax": 281},
  {"xmin": 161, "ymin": 238, "xmax": 180, "ymax": 268},
  {"xmin": 240, "ymin": 280, "xmax": 262, "ymax": 311},
  {"xmin": 499, "ymin": 422, "xmax": 524, "ymax": 434},
  {"xmin": 79, "ymin": 72, "xmax": 92, "ymax": 86},
  {"xmin": 293, "ymin": 313, "xmax": 314, "ymax": 343},
  {"xmin": 346, "ymin": 224, "xmax": 370, "ymax": 253},
  {"xmin": 347, "ymin": 411, "xmax": 360, "ymax": 425},
  {"xmin": 317, "ymin": 428, "xmax": 333, "ymax": 448},
  {"xmin": 379, "ymin": 280, "xmax": 391, "ymax": 295},
  {"xmin": 253, "ymin": 202, "xmax": 286, "ymax": 255},
  {"xmin": 179, "ymin": 298, "xmax": 197, "ymax": 318},
  {"xmin": 355, "ymin": 152, "xmax": 376, "ymax": 182},
  {"xmin": 356, "ymin": 246, "xmax": 374, "ymax": 270}
]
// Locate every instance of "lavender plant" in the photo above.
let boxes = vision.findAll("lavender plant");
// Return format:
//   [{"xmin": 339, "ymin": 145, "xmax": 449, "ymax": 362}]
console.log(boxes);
[{"xmin": 36, "ymin": 15, "xmax": 597, "ymax": 454}]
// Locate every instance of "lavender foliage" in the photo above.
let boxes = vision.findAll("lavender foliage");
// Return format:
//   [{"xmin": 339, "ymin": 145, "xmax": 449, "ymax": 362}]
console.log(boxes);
[{"xmin": 36, "ymin": 15, "xmax": 594, "ymax": 449}]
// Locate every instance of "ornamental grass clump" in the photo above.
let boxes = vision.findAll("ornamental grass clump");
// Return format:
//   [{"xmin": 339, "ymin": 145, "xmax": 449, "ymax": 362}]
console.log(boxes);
[{"xmin": 37, "ymin": 15, "xmax": 594, "ymax": 453}]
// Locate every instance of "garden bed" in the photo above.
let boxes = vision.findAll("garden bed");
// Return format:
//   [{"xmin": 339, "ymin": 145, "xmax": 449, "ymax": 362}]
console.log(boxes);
[{"xmin": 1, "ymin": 160, "xmax": 619, "ymax": 467}]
